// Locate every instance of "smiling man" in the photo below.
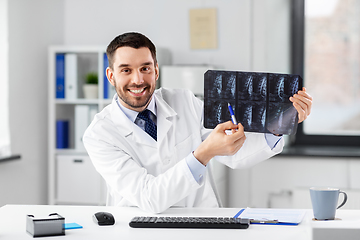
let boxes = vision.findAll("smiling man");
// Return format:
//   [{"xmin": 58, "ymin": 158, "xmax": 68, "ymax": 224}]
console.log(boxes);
[{"xmin": 83, "ymin": 32, "xmax": 312, "ymax": 213}]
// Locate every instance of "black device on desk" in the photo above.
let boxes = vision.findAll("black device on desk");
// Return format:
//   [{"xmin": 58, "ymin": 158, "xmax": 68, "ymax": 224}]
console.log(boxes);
[
  {"xmin": 129, "ymin": 216, "xmax": 250, "ymax": 229},
  {"xmin": 93, "ymin": 212, "xmax": 115, "ymax": 226}
]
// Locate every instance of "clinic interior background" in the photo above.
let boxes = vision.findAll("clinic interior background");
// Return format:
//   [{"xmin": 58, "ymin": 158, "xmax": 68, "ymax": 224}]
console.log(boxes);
[{"xmin": 1, "ymin": 0, "xmax": 359, "ymax": 209}]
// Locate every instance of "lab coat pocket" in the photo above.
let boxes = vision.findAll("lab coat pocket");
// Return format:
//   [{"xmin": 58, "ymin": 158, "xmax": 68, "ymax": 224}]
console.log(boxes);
[{"xmin": 174, "ymin": 133, "xmax": 195, "ymax": 161}]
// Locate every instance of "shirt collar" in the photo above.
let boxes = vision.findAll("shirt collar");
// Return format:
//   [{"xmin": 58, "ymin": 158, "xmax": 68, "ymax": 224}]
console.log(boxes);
[{"xmin": 116, "ymin": 95, "xmax": 157, "ymax": 123}]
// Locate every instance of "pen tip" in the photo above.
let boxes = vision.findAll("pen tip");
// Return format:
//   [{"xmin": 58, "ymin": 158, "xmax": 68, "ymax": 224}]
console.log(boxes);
[{"xmin": 228, "ymin": 103, "xmax": 230, "ymax": 106}]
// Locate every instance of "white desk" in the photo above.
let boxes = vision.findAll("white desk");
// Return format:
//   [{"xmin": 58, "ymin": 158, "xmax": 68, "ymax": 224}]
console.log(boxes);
[{"xmin": 0, "ymin": 205, "xmax": 359, "ymax": 240}]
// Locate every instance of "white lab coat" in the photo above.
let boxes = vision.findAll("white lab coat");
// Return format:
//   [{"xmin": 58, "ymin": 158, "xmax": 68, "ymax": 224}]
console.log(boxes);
[{"xmin": 83, "ymin": 88, "xmax": 284, "ymax": 213}]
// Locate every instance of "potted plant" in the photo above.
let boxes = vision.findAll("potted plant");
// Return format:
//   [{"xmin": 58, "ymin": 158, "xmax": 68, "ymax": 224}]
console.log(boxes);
[{"xmin": 83, "ymin": 72, "xmax": 98, "ymax": 99}]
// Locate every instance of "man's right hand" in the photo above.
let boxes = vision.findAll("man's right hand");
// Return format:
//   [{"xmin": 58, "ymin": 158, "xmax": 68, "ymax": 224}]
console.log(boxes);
[{"xmin": 193, "ymin": 121, "xmax": 247, "ymax": 166}]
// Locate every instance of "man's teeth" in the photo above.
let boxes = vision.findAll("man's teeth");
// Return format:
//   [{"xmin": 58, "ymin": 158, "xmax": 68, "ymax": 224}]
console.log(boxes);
[{"xmin": 130, "ymin": 89, "xmax": 144, "ymax": 93}]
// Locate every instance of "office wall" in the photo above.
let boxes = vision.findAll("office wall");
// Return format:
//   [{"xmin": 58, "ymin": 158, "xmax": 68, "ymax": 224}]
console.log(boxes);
[
  {"xmin": 63, "ymin": 0, "xmax": 290, "ymax": 71},
  {"xmin": 63, "ymin": 0, "xmax": 250, "ymax": 70},
  {"xmin": 0, "ymin": 0, "xmax": 64, "ymax": 206}
]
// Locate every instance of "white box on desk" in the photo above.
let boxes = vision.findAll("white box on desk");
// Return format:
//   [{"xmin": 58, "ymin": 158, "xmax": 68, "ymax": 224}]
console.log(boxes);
[
  {"xmin": 313, "ymin": 227, "xmax": 360, "ymax": 240},
  {"xmin": 312, "ymin": 216, "xmax": 360, "ymax": 240}
]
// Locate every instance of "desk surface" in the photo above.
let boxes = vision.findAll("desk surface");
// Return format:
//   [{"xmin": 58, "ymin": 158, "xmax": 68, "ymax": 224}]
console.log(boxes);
[{"xmin": 0, "ymin": 205, "xmax": 359, "ymax": 240}]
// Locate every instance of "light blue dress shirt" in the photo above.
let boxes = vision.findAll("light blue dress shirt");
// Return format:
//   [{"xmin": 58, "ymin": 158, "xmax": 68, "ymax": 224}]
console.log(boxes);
[{"xmin": 116, "ymin": 95, "xmax": 282, "ymax": 183}]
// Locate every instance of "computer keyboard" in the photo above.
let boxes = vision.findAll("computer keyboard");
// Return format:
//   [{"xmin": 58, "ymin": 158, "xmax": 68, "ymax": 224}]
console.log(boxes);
[{"xmin": 129, "ymin": 216, "xmax": 250, "ymax": 229}]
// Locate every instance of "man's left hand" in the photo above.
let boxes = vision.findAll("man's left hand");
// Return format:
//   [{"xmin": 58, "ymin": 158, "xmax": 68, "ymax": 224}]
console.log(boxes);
[{"xmin": 290, "ymin": 87, "xmax": 313, "ymax": 123}]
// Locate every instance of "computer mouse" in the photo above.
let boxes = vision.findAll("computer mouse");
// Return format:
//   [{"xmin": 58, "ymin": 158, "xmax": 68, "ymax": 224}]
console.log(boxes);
[{"xmin": 93, "ymin": 212, "xmax": 115, "ymax": 226}]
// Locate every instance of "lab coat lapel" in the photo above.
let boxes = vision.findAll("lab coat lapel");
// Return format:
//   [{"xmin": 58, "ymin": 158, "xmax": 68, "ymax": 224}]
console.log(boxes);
[{"xmin": 154, "ymin": 91, "xmax": 177, "ymax": 163}]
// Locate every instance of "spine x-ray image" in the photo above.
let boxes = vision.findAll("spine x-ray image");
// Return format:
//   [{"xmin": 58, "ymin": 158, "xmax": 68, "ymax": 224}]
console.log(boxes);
[{"xmin": 204, "ymin": 70, "xmax": 302, "ymax": 135}]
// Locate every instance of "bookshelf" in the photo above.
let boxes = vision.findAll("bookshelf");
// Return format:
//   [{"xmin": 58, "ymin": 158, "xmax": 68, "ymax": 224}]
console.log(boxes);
[{"xmin": 48, "ymin": 46, "xmax": 113, "ymax": 205}]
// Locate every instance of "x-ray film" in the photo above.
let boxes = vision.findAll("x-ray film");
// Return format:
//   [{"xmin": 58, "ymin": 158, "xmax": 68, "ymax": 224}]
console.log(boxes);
[{"xmin": 204, "ymin": 70, "xmax": 303, "ymax": 135}]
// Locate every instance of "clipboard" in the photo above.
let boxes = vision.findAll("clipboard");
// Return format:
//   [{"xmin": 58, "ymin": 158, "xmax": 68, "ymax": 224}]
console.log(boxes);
[{"xmin": 234, "ymin": 208, "xmax": 306, "ymax": 226}]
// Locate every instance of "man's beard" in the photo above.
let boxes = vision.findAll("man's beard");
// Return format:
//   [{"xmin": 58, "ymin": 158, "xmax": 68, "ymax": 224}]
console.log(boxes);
[{"xmin": 114, "ymin": 80, "xmax": 154, "ymax": 110}]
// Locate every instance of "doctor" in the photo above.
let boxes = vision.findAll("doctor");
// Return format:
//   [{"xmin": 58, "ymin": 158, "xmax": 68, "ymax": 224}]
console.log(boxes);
[{"xmin": 83, "ymin": 32, "xmax": 312, "ymax": 213}]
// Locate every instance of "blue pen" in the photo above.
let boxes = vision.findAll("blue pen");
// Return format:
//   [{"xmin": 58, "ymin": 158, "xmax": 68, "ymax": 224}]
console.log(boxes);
[{"xmin": 227, "ymin": 103, "xmax": 238, "ymax": 125}]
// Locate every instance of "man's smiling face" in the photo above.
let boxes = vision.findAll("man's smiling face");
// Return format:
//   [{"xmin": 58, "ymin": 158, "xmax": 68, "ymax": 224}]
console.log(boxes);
[{"xmin": 107, "ymin": 46, "xmax": 159, "ymax": 112}]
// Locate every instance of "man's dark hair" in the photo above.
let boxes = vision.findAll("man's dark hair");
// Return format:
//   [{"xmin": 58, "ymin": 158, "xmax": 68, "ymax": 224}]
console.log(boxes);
[{"xmin": 106, "ymin": 32, "xmax": 157, "ymax": 70}]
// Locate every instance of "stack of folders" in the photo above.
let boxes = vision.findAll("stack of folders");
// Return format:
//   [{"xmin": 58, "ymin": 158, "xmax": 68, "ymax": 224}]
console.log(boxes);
[
  {"xmin": 55, "ymin": 53, "xmax": 78, "ymax": 100},
  {"xmin": 235, "ymin": 208, "xmax": 306, "ymax": 225},
  {"xmin": 56, "ymin": 53, "xmax": 116, "ymax": 100}
]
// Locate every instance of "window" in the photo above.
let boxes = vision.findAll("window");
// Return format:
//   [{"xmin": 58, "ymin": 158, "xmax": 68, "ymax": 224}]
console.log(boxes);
[{"xmin": 291, "ymin": 0, "xmax": 360, "ymax": 147}]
